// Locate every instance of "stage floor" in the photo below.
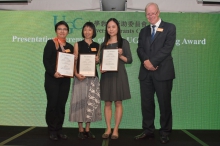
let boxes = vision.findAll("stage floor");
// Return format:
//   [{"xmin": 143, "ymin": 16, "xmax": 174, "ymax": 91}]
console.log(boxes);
[{"xmin": 0, "ymin": 126, "xmax": 219, "ymax": 146}]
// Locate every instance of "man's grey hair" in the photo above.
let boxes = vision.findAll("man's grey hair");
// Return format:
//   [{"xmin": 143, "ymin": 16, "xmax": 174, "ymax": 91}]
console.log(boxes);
[{"xmin": 145, "ymin": 2, "xmax": 159, "ymax": 12}]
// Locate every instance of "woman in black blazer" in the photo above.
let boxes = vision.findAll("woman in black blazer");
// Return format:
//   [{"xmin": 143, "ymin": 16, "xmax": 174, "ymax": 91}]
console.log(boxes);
[{"xmin": 43, "ymin": 21, "xmax": 73, "ymax": 141}]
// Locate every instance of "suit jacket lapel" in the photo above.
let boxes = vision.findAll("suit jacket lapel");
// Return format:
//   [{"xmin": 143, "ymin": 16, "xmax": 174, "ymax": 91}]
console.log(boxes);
[{"xmin": 145, "ymin": 26, "xmax": 151, "ymax": 45}]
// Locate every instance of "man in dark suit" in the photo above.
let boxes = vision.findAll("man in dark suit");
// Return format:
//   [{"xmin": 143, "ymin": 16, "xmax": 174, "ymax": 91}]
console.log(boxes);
[{"xmin": 134, "ymin": 3, "xmax": 176, "ymax": 144}]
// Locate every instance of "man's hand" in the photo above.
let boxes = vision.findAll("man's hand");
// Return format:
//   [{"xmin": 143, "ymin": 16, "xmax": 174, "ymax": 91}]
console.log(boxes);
[{"xmin": 144, "ymin": 60, "xmax": 158, "ymax": 71}]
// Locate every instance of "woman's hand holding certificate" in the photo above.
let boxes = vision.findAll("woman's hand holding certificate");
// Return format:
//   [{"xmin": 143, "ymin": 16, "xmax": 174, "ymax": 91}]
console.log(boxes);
[{"xmin": 56, "ymin": 52, "xmax": 75, "ymax": 77}]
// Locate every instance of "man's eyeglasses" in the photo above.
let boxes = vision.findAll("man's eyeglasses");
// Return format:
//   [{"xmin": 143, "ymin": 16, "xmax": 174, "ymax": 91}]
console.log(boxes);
[{"xmin": 146, "ymin": 11, "xmax": 158, "ymax": 17}]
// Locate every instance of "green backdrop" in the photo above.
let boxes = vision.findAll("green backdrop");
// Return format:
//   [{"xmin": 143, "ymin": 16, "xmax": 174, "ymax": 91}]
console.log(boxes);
[{"xmin": 0, "ymin": 11, "xmax": 219, "ymax": 129}]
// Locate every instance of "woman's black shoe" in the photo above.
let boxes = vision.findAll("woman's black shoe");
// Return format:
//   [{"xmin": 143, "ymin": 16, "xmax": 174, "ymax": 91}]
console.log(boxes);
[
  {"xmin": 78, "ymin": 132, "xmax": 86, "ymax": 139},
  {"xmin": 84, "ymin": 131, "xmax": 95, "ymax": 139}
]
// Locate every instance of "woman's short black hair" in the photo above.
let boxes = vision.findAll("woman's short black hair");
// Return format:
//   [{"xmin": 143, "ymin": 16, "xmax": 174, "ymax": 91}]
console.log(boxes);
[
  {"xmin": 81, "ymin": 22, "xmax": 97, "ymax": 39},
  {"xmin": 55, "ymin": 21, "xmax": 69, "ymax": 32}
]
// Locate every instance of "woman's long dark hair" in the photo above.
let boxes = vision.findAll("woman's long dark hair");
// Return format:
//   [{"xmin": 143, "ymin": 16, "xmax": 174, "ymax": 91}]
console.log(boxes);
[{"xmin": 103, "ymin": 18, "xmax": 123, "ymax": 49}]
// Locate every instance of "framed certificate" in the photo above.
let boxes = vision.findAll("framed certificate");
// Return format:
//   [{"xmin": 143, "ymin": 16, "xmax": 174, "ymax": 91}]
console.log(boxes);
[
  {"xmin": 101, "ymin": 49, "xmax": 118, "ymax": 71},
  {"xmin": 79, "ymin": 54, "xmax": 96, "ymax": 77},
  {"xmin": 56, "ymin": 52, "xmax": 75, "ymax": 77}
]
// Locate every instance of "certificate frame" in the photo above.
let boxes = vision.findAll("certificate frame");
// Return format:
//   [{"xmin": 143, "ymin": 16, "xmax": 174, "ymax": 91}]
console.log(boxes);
[
  {"xmin": 79, "ymin": 54, "xmax": 96, "ymax": 77},
  {"xmin": 56, "ymin": 52, "xmax": 75, "ymax": 78},
  {"xmin": 101, "ymin": 49, "xmax": 118, "ymax": 71}
]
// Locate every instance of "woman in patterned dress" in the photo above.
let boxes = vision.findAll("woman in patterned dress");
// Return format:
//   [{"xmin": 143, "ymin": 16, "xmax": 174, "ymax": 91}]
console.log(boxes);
[{"xmin": 69, "ymin": 22, "xmax": 101, "ymax": 139}]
